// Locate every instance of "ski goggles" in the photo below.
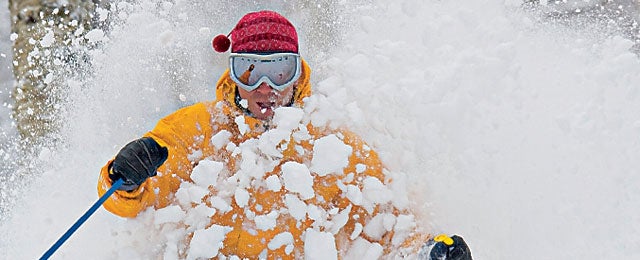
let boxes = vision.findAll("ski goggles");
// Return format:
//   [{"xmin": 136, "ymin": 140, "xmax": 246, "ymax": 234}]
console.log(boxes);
[{"xmin": 229, "ymin": 53, "xmax": 301, "ymax": 92}]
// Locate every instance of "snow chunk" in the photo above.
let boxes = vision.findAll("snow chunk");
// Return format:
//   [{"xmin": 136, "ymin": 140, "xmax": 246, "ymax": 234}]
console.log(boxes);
[
  {"xmin": 193, "ymin": 204, "xmax": 216, "ymax": 218},
  {"xmin": 306, "ymin": 204, "xmax": 325, "ymax": 222},
  {"xmin": 187, "ymin": 224, "xmax": 232, "ymax": 259},
  {"xmin": 284, "ymin": 194, "xmax": 307, "ymax": 221},
  {"xmin": 40, "ymin": 31, "xmax": 54, "ymax": 48},
  {"xmin": 255, "ymin": 211, "xmax": 279, "ymax": 231},
  {"xmin": 282, "ymin": 162, "xmax": 315, "ymax": 200},
  {"xmin": 96, "ymin": 7, "xmax": 108, "ymax": 21},
  {"xmin": 85, "ymin": 29, "xmax": 105, "ymax": 43},
  {"xmin": 273, "ymin": 107, "xmax": 304, "ymax": 132},
  {"xmin": 154, "ymin": 205, "xmax": 186, "ymax": 225},
  {"xmin": 175, "ymin": 184, "xmax": 209, "ymax": 205},
  {"xmin": 345, "ymin": 185, "xmax": 363, "ymax": 205},
  {"xmin": 236, "ymin": 139, "xmax": 268, "ymax": 181},
  {"xmin": 330, "ymin": 205, "xmax": 352, "ymax": 234},
  {"xmin": 265, "ymin": 175, "xmax": 282, "ymax": 191},
  {"xmin": 190, "ymin": 160, "xmax": 223, "ymax": 187},
  {"xmin": 363, "ymin": 213, "xmax": 386, "ymax": 241},
  {"xmin": 388, "ymin": 171, "xmax": 410, "ymax": 209},
  {"xmin": 344, "ymin": 237, "xmax": 383, "ymax": 260},
  {"xmin": 235, "ymin": 116, "xmax": 249, "ymax": 135},
  {"xmin": 362, "ymin": 177, "xmax": 392, "ymax": 204},
  {"xmin": 258, "ymin": 131, "xmax": 285, "ymax": 158},
  {"xmin": 210, "ymin": 130, "xmax": 232, "ymax": 150},
  {"xmin": 174, "ymin": 186, "xmax": 190, "ymax": 206},
  {"xmin": 383, "ymin": 214, "xmax": 397, "ymax": 231},
  {"xmin": 225, "ymin": 142, "xmax": 237, "ymax": 152},
  {"xmin": 256, "ymin": 108, "xmax": 304, "ymax": 158},
  {"xmin": 209, "ymin": 196, "xmax": 232, "ymax": 213},
  {"xmin": 304, "ymin": 229, "xmax": 337, "ymax": 260},
  {"xmin": 392, "ymin": 214, "xmax": 416, "ymax": 246},
  {"xmin": 363, "ymin": 213, "xmax": 396, "ymax": 242},
  {"xmin": 234, "ymin": 188, "xmax": 249, "ymax": 208},
  {"xmin": 184, "ymin": 204, "xmax": 217, "ymax": 229},
  {"xmin": 187, "ymin": 186, "xmax": 209, "ymax": 203},
  {"xmin": 268, "ymin": 232, "xmax": 294, "ymax": 251},
  {"xmin": 43, "ymin": 73, "xmax": 53, "ymax": 84},
  {"xmin": 239, "ymin": 99, "xmax": 249, "ymax": 108},
  {"xmin": 187, "ymin": 150, "xmax": 203, "ymax": 162},
  {"xmin": 293, "ymin": 124, "xmax": 312, "ymax": 142},
  {"xmin": 310, "ymin": 135, "xmax": 352, "ymax": 176},
  {"xmin": 350, "ymin": 223, "xmax": 363, "ymax": 240}
]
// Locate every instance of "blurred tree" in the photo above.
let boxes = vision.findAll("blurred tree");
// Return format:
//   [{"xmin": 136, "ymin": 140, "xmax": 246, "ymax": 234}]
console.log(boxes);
[
  {"xmin": 523, "ymin": 0, "xmax": 640, "ymax": 52},
  {"xmin": 8, "ymin": 0, "xmax": 96, "ymax": 147}
]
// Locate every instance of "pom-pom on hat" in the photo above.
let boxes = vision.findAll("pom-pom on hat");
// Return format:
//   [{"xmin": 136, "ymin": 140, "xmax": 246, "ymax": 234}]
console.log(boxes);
[
  {"xmin": 212, "ymin": 10, "xmax": 298, "ymax": 54},
  {"xmin": 212, "ymin": 34, "xmax": 231, "ymax": 52}
]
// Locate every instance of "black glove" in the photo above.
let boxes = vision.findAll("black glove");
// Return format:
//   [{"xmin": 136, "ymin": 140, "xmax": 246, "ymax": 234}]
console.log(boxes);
[
  {"xmin": 419, "ymin": 234, "xmax": 472, "ymax": 260},
  {"xmin": 108, "ymin": 137, "xmax": 168, "ymax": 191}
]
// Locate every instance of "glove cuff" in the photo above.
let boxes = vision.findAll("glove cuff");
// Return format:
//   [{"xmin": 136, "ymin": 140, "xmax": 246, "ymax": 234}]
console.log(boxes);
[{"xmin": 418, "ymin": 234, "xmax": 473, "ymax": 260}]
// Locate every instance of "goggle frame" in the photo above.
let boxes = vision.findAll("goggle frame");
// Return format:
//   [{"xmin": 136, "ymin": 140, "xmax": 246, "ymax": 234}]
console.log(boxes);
[{"xmin": 229, "ymin": 52, "xmax": 302, "ymax": 92}]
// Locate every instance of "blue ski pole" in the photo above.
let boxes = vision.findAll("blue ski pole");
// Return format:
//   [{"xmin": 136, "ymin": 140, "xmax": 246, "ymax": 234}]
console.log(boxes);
[{"xmin": 40, "ymin": 178, "xmax": 124, "ymax": 260}]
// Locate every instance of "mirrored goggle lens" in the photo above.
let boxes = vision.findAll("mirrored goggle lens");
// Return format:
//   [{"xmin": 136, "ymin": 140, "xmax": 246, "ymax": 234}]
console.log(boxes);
[{"xmin": 230, "ymin": 54, "xmax": 300, "ymax": 91}]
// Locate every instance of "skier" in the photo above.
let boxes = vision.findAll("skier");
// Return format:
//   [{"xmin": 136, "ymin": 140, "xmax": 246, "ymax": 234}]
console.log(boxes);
[{"xmin": 97, "ymin": 10, "xmax": 471, "ymax": 259}]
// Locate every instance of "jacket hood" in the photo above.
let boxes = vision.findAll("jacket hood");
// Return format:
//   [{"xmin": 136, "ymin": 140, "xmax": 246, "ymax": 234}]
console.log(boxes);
[{"xmin": 215, "ymin": 58, "xmax": 312, "ymax": 107}]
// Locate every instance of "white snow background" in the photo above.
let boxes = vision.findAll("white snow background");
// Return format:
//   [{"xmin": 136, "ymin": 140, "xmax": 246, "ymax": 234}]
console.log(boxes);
[{"xmin": 1, "ymin": 0, "xmax": 640, "ymax": 259}]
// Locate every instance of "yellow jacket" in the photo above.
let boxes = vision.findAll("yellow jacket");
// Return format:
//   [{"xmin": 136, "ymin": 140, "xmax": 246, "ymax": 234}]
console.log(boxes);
[{"xmin": 98, "ymin": 60, "xmax": 425, "ymax": 258}]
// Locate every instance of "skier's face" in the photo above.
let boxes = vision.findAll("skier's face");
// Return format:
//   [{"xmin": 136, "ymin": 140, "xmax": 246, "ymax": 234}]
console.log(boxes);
[{"xmin": 237, "ymin": 81, "xmax": 295, "ymax": 120}]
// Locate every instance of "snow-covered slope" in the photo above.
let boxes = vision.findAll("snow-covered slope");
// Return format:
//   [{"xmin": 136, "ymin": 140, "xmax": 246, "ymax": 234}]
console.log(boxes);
[{"xmin": 2, "ymin": 0, "xmax": 640, "ymax": 259}]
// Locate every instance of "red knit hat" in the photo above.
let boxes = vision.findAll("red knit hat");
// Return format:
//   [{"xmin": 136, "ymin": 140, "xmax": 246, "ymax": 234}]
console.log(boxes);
[{"xmin": 212, "ymin": 10, "xmax": 298, "ymax": 54}]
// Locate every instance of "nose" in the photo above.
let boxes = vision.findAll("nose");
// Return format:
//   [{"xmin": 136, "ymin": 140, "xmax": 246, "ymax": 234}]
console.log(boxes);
[{"xmin": 255, "ymin": 82, "xmax": 274, "ymax": 94}]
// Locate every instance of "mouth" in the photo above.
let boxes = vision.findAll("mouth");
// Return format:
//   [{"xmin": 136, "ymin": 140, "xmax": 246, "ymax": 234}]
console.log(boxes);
[{"xmin": 256, "ymin": 102, "xmax": 275, "ymax": 113}]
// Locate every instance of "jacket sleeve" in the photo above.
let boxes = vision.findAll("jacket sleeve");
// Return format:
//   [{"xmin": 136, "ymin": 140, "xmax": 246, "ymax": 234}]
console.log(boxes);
[{"xmin": 97, "ymin": 103, "xmax": 214, "ymax": 218}]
